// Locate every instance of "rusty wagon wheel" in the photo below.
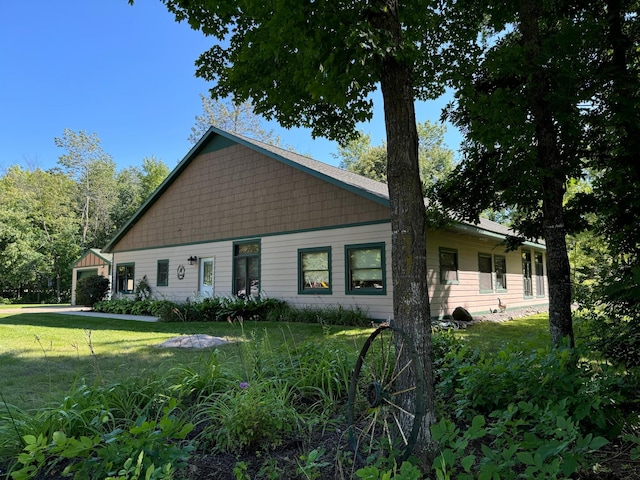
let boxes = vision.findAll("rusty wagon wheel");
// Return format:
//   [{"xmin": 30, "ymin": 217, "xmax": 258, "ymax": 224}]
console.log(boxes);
[{"xmin": 347, "ymin": 322, "xmax": 425, "ymax": 464}]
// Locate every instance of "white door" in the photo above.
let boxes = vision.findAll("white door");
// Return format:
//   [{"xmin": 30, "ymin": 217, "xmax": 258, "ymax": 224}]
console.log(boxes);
[{"xmin": 199, "ymin": 257, "xmax": 214, "ymax": 297}]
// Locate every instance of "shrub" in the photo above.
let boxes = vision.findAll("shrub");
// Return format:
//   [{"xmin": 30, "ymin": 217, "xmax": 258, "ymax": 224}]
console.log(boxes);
[
  {"xmin": 580, "ymin": 309, "xmax": 640, "ymax": 369},
  {"xmin": 75, "ymin": 275, "xmax": 110, "ymax": 307},
  {"xmin": 437, "ymin": 342, "xmax": 633, "ymax": 440},
  {"xmin": 197, "ymin": 380, "xmax": 300, "ymax": 453},
  {"xmin": 283, "ymin": 304, "xmax": 370, "ymax": 326}
]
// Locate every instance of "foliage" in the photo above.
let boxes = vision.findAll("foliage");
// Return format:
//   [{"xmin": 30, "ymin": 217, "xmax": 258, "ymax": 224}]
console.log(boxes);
[
  {"xmin": 112, "ymin": 156, "xmax": 170, "ymax": 231},
  {"xmin": 197, "ymin": 380, "xmax": 300, "ymax": 453},
  {"xmin": 189, "ymin": 94, "xmax": 283, "ymax": 146},
  {"xmin": 0, "ymin": 137, "xmax": 168, "ymax": 303},
  {"xmin": 355, "ymin": 460, "xmax": 422, "ymax": 480},
  {"xmin": 134, "ymin": 276, "xmax": 152, "ymax": 301},
  {"xmin": 438, "ymin": 343, "xmax": 630, "ymax": 437},
  {"xmin": 429, "ymin": 336, "xmax": 640, "ymax": 479},
  {"xmin": 0, "ymin": 166, "xmax": 79, "ymax": 302},
  {"xmin": 93, "ymin": 295, "xmax": 371, "ymax": 326},
  {"xmin": 75, "ymin": 274, "xmax": 110, "ymax": 307},
  {"xmin": 334, "ymin": 121, "xmax": 455, "ymax": 196},
  {"xmin": 3, "ymin": 381, "xmax": 193, "ymax": 480},
  {"xmin": 578, "ymin": 309, "xmax": 640, "ymax": 370},
  {"xmin": 55, "ymin": 128, "xmax": 118, "ymax": 249},
  {"xmin": 1, "ymin": 312, "xmax": 638, "ymax": 478},
  {"xmin": 431, "ymin": 409, "xmax": 609, "ymax": 480}
]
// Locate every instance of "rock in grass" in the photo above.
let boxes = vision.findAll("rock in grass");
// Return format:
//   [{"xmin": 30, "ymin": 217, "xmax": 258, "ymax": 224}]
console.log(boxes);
[{"xmin": 157, "ymin": 334, "xmax": 229, "ymax": 348}]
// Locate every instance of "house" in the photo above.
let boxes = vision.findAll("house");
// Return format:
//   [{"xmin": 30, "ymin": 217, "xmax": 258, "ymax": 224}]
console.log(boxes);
[
  {"xmin": 100, "ymin": 127, "xmax": 548, "ymax": 320},
  {"xmin": 71, "ymin": 248, "xmax": 112, "ymax": 305}
]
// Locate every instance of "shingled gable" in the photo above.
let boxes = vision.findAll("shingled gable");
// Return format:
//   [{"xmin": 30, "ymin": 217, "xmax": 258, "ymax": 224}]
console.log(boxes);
[{"xmin": 102, "ymin": 126, "xmax": 392, "ymax": 253}]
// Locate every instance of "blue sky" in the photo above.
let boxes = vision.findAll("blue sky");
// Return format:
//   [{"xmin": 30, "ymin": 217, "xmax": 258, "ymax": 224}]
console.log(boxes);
[{"xmin": 1, "ymin": 0, "xmax": 461, "ymax": 173}]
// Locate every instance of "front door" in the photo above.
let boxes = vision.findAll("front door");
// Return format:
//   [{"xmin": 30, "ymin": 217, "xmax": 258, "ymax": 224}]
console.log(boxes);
[{"xmin": 199, "ymin": 257, "xmax": 214, "ymax": 297}]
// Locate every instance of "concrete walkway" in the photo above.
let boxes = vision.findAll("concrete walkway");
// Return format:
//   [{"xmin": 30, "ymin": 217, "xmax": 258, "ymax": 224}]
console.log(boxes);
[{"xmin": 0, "ymin": 305, "xmax": 159, "ymax": 322}]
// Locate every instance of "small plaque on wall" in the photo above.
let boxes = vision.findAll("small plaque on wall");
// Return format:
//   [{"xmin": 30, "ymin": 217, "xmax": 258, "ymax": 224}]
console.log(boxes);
[{"xmin": 177, "ymin": 265, "xmax": 185, "ymax": 280}]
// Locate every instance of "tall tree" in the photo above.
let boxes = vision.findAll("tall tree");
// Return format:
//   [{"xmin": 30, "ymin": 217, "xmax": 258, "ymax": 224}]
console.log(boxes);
[
  {"xmin": 189, "ymin": 94, "xmax": 282, "ymax": 145},
  {"xmin": 334, "ymin": 131, "xmax": 389, "ymax": 182},
  {"xmin": 131, "ymin": 0, "xmax": 475, "ymax": 447},
  {"xmin": 139, "ymin": 156, "xmax": 170, "ymax": 200},
  {"xmin": 435, "ymin": 0, "xmax": 591, "ymax": 346},
  {"xmin": 336, "ymin": 121, "xmax": 455, "ymax": 193},
  {"xmin": 112, "ymin": 156, "xmax": 170, "ymax": 231},
  {"xmin": 55, "ymin": 129, "xmax": 117, "ymax": 249},
  {"xmin": 574, "ymin": 0, "xmax": 640, "ymax": 367},
  {"xmin": 0, "ymin": 167, "xmax": 79, "ymax": 301}
]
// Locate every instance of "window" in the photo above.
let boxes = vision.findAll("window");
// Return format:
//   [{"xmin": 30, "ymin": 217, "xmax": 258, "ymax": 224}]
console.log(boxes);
[
  {"xmin": 76, "ymin": 269, "xmax": 98, "ymax": 281},
  {"xmin": 535, "ymin": 252, "xmax": 545, "ymax": 297},
  {"xmin": 233, "ymin": 240, "xmax": 260, "ymax": 297},
  {"xmin": 116, "ymin": 263, "xmax": 135, "ymax": 294},
  {"xmin": 495, "ymin": 255, "xmax": 507, "ymax": 291},
  {"xmin": 345, "ymin": 243, "xmax": 386, "ymax": 295},
  {"xmin": 157, "ymin": 260, "xmax": 169, "ymax": 287},
  {"xmin": 522, "ymin": 250, "xmax": 533, "ymax": 297},
  {"xmin": 299, "ymin": 247, "xmax": 331, "ymax": 294},
  {"xmin": 439, "ymin": 248, "xmax": 459, "ymax": 284},
  {"xmin": 478, "ymin": 254, "xmax": 493, "ymax": 292}
]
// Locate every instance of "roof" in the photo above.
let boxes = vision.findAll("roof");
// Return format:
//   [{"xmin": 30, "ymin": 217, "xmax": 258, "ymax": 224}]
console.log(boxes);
[
  {"xmin": 73, "ymin": 248, "xmax": 113, "ymax": 267},
  {"xmin": 103, "ymin": 126, "xmax": 544, "ymax": 252}
]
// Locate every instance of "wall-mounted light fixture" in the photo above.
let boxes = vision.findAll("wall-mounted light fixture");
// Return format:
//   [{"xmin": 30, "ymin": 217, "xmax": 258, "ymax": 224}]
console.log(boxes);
[{"xmin": 187, "ymin": 255, "xmax": 198, "ymax": 266}]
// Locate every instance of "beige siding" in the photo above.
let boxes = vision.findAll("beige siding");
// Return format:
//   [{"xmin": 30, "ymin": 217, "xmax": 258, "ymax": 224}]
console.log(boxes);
[
  {"xmin": 427, "ymin": 230, "xmax": 548, "ymax": 318},
  {"xmin": 113, "ymin": 223, "xmax": 548, "ymax": 321},
  {"xmin": 112, "ymin": 223, "xmax": 395, "ymax": 320}
]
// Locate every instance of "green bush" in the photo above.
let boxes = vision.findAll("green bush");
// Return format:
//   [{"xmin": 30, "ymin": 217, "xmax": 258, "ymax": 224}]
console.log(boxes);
[
  {"xmin": 437, "ymin": 343, "xmax": 630, "ymax": 438},
  {"xmin": 75, "ymin": 275, "xmax": 110, "ymax": 307},
  {"xmin": 283, "ymin": 304, "xmax": 370, "ymax": 326},
  {"xmin": 198, "ymin": 380, "xmax": 300, "ymax": 453},
  {"xmin": 92, "ymin": 295, "xmax": 371, "ymax": 326},
  {"xmin": 580, "ymin": 309, "xmax": 640, "ymax": 369},
  {"xmin": 431, "ymin": 407, "xmax": 609, "ymax": 480},
  {"xmin": 2, "ymin": 379, "xmax": 193, "ymax": 480}
]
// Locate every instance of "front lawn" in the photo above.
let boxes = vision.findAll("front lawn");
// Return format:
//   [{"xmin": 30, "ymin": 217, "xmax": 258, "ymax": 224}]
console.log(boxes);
[
  {"xmin": 0, "ymin": 312, "xmax": 366, "ymax": 410},
  {"xmin": 0, "ymin": 310, "xmax": 637, "ymax": 479}
]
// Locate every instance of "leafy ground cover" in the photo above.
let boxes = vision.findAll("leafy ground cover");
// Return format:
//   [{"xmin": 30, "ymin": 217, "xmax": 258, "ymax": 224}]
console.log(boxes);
[{"xmin": 0, "ymin": 309, "xmax": 638, "ymax": 479}]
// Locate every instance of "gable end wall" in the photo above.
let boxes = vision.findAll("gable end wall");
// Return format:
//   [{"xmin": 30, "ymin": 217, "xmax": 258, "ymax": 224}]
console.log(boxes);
[{"xmin": 113, "ymin": 144, "xmax": 389, "ymax": 252}]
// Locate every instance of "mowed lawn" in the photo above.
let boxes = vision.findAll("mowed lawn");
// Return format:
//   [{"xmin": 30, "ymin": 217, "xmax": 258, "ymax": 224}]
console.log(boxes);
[
  {"xmin": 0, "ymin": 308, "xmax": 551, "ymax": 411},
  {"xmin": 454, "ymin": 313, "xmax": 551, "ymax": 351}
]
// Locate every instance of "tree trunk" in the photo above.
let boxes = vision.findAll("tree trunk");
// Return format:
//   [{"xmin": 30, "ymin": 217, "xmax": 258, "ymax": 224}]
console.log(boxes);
[
  {"xmin": 519, "ymin": 0, "xmax": 574, "ymax": 347},
  {"xmin": 377, "ymin": 0, "xmax": 436, "ymax": 450}
]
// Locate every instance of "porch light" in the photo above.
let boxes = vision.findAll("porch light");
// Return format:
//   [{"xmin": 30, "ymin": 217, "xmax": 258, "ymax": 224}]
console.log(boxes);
[{"xmin": 187, "ymin": 255, "xmax": 197, "ymax": 266}]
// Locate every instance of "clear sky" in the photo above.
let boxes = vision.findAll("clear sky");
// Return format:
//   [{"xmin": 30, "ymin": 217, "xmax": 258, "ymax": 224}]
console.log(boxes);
[{"xmin": 1, "ymin": 0, "xmax": 461, "ymax": 174}]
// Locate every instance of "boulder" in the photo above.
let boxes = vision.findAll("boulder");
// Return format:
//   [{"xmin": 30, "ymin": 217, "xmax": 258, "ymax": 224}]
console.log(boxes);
[{"xmin": 452, "ymin": 306, "xmax": 473, "ymax": 322}]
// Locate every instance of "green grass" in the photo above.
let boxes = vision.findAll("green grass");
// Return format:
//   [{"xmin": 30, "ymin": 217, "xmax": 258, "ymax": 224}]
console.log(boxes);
[
  {"xmin": 0, "ymin": 312, "xmax": 369, "ymax": 410},
  {"xmin": 0, "ymin": 310, "xmax": 551, "ymax": 411},
  {"xmin": 454, "ymin": 313, "xmax": 551, "ymax": 351}
]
